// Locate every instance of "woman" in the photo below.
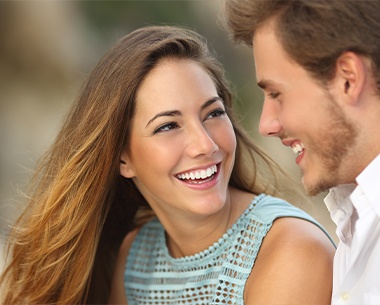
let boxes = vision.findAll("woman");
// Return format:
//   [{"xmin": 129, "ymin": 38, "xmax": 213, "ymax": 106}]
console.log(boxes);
[{"xmin": 0, "ymin": 26, "xmax": 335, "ymax": 305}]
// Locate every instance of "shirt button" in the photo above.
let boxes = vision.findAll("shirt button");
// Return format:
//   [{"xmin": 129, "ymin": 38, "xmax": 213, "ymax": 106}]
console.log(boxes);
[{"xmin": 340, "ymin": 292, "xmax": 350, "ymax": 301}]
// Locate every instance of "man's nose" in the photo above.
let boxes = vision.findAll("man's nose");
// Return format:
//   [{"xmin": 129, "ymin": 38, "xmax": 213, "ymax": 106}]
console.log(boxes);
[{"xmin": 258, "ymin": 100, "xmax": 282, "ymax": 137}]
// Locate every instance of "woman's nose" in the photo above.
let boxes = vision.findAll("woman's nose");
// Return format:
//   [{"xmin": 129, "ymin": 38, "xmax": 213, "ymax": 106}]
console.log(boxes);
[{"xmin": 186, "ymin": 123, "xmax": 219, "ymax": 158}]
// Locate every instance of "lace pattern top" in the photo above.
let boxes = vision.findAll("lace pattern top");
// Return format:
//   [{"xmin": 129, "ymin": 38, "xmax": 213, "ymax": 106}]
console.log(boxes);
[{"xmin": 124, "ymin": 194, "xmax": 332, "ymax": 304}]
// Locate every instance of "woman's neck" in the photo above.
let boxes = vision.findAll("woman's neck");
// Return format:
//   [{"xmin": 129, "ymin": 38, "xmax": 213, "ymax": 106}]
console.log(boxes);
[{"xmin": 162, "ymin": 187, "xmax": 255, "ymax": 258}]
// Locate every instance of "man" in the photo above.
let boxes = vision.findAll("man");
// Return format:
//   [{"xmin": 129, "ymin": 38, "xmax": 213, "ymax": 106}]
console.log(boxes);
[{"xmin": 224, "ymin": 1, "xmax": 380, "ymax": 304}]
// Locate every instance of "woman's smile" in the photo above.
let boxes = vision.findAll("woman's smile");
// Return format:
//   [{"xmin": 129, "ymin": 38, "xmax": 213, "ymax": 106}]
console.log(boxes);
[{"xmin": 175, "ymin": 163, "xmax": 221, "ymax": 188}]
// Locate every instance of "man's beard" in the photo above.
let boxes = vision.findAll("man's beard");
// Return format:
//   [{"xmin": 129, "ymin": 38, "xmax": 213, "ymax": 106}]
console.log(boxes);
[{"xmin": 302, "ymin": 96, "xmax": 358, "ymax": 196}]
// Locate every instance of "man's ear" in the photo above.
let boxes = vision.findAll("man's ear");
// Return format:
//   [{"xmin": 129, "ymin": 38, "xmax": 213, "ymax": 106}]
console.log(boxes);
[
  {"xmin": 119, "ymin": 151, "xmax": 136, "ymax": 179},
  {"xmin": 334, "ymin": 51, "xmax": 366, "ymax": 106}
]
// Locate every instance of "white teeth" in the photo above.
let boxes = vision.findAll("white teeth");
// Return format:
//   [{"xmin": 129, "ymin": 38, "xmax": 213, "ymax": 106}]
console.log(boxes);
[
  {"xmin": 177, "ymin": 164, "xmax": 217, "ymax": 181},
  {"xmin": 206, "ymin": 167, "xmax": 212, "ymax": 176},
  {"xmin": 291, "ymin": 143, "xmax": 305, "ymax": 155}
]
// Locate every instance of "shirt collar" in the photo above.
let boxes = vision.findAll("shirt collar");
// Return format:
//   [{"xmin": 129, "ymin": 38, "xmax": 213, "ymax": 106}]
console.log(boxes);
[
  {"xmin": 324, "ymin": 184, "xmax": 356, "ymax": 246},
  {"xmin": 355, "ymin": 153, "xmax": 380, "ymax": 216},
  {"xmin": 324, "ymin": 153, "xmax": 380, "ymax": 246}
]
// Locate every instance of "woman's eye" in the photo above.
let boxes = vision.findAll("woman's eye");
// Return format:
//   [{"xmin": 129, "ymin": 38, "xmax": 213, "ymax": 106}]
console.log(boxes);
[
  {"xmin": 153, "ymin": 122, "xmax": 179, "ymax": 134},
  {"xmin": 206, "ymin": 108, "xmax": 226, "ymax": 120}
]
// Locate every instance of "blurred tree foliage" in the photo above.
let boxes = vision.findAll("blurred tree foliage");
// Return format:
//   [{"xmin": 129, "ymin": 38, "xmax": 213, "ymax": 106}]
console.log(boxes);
[{"xmin": 79, "ymin": 1, "xmax": 196, "ymax": 29}]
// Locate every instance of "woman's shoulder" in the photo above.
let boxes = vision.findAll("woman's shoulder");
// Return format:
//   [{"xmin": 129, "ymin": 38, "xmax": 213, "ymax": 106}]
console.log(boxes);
[
  {"xmin": 251, "ymin": 194, "xmax": 307, "ymax": 221},
  {"xmin": 250, "ymin": 194, "xmax": 335, "ymax": 269},
  {"xmin": 244, "ymin": 216, "xmax": 335, "ymax": 304},
  {"xmin": 263, "ymin": 216, "xmax": 336, "ymax": 257},
  {"xmin": 109, "ymin": 228, "xmax": 141, "ymax": 305},
  {"xmin": 118, "ymin": 218, "xmax": 161, "ymax": 260},
  {"xmin": 119, "ymin": 228, "xmax": 141, "ymax": 259}
]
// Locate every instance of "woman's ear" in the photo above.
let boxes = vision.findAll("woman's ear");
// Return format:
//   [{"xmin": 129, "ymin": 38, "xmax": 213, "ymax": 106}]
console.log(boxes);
[
  {"xmin": 120, "ymin": 152, "xmax": 136, "ymax": 178},
  {"xmin": 334, "ymin": 51, "xmax": 367, "ymax": 106}
]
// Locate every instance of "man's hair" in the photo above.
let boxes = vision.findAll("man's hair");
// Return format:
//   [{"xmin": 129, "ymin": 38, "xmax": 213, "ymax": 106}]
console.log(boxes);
[{"xmin": 224, "ymin": 0, "xmax": 380, "ymax": 91}]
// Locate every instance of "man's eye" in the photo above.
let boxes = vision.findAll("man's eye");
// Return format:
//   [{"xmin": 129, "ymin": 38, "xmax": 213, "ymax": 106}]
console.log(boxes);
[
  {"xmin": 268, "ymin": 92, "xmax": 280, "ymax": 99},
  {"xmin": 153, "ymin": 122, "xmax": 179, "ymax": 134}
]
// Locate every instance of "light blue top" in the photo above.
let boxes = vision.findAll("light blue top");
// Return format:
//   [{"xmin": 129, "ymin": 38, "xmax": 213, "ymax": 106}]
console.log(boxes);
[{"xmin": 124, "ymin": 194, "xmax": 334, "ymax": 305}]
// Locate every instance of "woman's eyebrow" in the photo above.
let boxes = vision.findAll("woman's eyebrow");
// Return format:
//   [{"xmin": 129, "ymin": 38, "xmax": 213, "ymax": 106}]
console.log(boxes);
[
  {"xmin": 145, "ymin": 110, "xmax": 181, "ymax": 128},
  {"xmin": 201, "ymin": 96, "xmax": 224, "ymax": 111}
]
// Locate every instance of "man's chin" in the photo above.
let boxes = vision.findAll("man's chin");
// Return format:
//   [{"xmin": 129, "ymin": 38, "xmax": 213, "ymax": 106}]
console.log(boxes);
[{"xmin": 302, "ymin": 177, "xmax": 332, "ymax": 197}]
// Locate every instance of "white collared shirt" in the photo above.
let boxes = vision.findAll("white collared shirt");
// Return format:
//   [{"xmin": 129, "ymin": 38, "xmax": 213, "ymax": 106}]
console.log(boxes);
[{"xmin": 325, "ymin": 154, "xmax": 380, "ymax": 305}]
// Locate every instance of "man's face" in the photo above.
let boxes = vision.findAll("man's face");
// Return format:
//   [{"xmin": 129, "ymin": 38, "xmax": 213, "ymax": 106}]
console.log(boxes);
[{"xmin": 252, "ymin": 20, "xmax": 358, "ymax": 196}]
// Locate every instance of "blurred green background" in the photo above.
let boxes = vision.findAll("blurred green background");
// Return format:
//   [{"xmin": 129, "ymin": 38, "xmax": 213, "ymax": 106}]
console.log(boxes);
[{"xmin": 0, "ymin": 1, "xmax": 336, "ymax": 266}]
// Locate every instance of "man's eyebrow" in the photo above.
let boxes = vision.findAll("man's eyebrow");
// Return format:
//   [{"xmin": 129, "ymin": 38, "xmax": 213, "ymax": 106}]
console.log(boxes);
[
  {"xmin": 145, "ymin": 96, "xmax": 223, "ymax": 128},
  {"xmin": 257, "ymin": 79, "xmax": 278, "ymax": 90}
]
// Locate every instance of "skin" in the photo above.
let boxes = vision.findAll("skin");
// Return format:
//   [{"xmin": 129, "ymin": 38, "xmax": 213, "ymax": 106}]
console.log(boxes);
[
  {"xmin": 253, "ymin": 18, "xmax": 380, "ymax": 195},
  {"xmin": 109, "ymin": 58, "xmax": 335, "ymax": 304}
]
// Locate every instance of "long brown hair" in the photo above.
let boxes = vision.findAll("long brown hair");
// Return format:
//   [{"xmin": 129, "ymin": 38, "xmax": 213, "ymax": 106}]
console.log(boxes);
[
  {"xmin": 224, "ymin": 0, "xmax": 380, "ymax": 92},
  {"xmin": 0, "ymin": 25, "xmax": 302, "ymax": 304}
]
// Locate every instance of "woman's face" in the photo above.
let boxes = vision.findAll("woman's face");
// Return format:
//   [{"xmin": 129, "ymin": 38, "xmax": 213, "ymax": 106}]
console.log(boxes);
[{"xmin": 120, "ymin": 58, "xmax": 236, "ymax": 220}]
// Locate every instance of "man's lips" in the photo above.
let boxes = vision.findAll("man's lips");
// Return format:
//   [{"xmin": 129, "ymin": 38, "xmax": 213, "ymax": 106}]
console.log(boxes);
[
  {"xmin": 282, "ymin": 140, "xmax": 305, "ymax": 164},
  {"xmin": 291, "ymin": 142, "xmax": 305, "ymax": 156}
]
